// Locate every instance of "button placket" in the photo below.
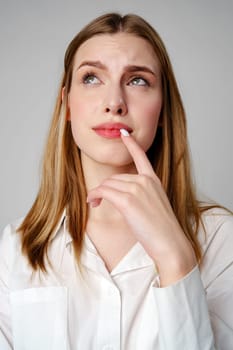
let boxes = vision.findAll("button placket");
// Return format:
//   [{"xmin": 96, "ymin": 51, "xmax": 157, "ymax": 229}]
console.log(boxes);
[{"xmin": 97, "ymin": 279, "xmax": 121, "ymax": 350}]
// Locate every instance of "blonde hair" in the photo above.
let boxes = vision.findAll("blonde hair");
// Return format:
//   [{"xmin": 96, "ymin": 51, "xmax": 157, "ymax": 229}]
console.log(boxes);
[{"xmin": 19, "ymin": 13, "xmax": 209, "ymax": 271}]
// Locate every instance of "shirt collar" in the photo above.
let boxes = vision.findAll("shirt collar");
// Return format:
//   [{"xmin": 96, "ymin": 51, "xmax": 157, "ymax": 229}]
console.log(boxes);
[
  {"xmin": 82, "ymin": 234, "xmax": 157, "ymax": 277},
  {"xmin": 49, "ymin": 211, "xmax": 158, "ymax": 278},
  {"xmin": 49, "ymin": 209, "xmax": 72, "ymax": 246}
]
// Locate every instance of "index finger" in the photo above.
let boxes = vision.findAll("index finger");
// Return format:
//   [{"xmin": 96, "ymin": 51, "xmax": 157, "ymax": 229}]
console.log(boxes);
[{"xmin": 120, "ymin": 129, "xmax": 155, "ymax": 176}]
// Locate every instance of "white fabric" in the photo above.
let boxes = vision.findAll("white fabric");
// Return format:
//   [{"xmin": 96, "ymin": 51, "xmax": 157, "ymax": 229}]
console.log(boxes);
[{"xmin": 0, "ymin": 208, "xmax": 233, "ymax": 349}]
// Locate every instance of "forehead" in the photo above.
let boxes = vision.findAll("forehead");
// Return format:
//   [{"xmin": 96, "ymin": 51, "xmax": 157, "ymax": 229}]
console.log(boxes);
[{"xmin": 73, "ymin": 33, "xmax": 160, "ymax": 71}]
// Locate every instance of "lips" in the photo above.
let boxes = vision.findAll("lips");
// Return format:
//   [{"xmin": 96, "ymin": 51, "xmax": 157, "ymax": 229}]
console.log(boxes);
[{"xmin": 93, "ymin": 123, "xmax": 132, "ymax": 139}]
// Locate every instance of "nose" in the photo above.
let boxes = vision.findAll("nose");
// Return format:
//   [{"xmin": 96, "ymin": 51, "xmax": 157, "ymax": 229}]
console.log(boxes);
[{"xmin": 104, "ymin": 87, "xmax": 128, "ymax": 116}]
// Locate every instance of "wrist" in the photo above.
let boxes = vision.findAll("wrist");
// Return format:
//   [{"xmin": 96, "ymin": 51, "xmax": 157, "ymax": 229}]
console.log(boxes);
[{"xmin": 155, "ymin": 250, "xmax": 197, "ymax": 287}]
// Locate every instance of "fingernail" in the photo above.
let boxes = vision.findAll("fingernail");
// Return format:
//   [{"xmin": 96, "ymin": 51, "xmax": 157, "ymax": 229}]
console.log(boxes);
[
  {"xmin": 90, "ymin": 200, "xmax": 100, "ymax": 208},
  {"xmin": 120, "ymin": 128, "xmax": 130, "ymax": 137},
  {"xmin": 87, "ymin": 198, "xmax": 100, "ymax": 208}
]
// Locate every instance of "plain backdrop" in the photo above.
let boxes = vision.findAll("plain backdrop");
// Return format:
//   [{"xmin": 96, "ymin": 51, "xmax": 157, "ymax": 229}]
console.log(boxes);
[{"xmin": 0, "ymin": 0, "xmax": 233, "ymax": 230}]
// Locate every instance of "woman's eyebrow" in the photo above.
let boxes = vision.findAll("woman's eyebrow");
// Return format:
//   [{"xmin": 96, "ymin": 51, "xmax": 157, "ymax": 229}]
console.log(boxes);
[
  {"xmin": 77, "ymin": 60, "xmax": 157, "ymax": 76},
  {"xmin": 124, "ymin": 65, "xmax": 157, "ymax": 76},
  {"xmin": 77, "ymin": 60, "xmax": 106, "ymax": 70}
]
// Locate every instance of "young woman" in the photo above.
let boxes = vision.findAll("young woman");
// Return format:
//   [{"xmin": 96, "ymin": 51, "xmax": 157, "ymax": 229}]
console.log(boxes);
[{"xmin": 0, "ymin": 13, "xmax": 232, "ymax": 350}]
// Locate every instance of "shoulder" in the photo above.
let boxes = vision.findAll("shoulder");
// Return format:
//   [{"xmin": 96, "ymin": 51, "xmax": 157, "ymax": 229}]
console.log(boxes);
[
  {"xmin": 198, "ymin": 207, "xmax": 233, "ymax": 287},
  {"xmin": 0, "ymin": 218, "xmax": 24, "ymax": 269},
  {"xmin": 1, "ymin": 217, "xmax": 24, "ymax": 243},
  {"xmin": 199, "ymin": 207, "xmax": 233, "ymax": 247}
]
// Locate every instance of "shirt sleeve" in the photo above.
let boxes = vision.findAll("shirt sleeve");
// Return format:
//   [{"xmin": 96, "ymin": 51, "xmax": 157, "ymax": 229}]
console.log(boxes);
[
  {"xmin": 0, "ymin": 224, "xmax": 15, "ymax": 350},
  {"xmin": 200, "ymin": 212, "xmax": 233, "ymax": 350},
  {"xmin": 152, "ymin": 210, "xmax": 233, "ymax": 350},
  {"xmin": 153, "ymin": 265, "xmax": 215, "ymax": 349}
]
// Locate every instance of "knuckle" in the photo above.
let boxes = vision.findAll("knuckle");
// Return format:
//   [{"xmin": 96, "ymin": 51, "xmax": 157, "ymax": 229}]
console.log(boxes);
[
  {"xmin": 130, "ymin": 182, "xmax": 141, "ymax": 196},
  {"xmin": 138, "ymin": 174, "xmax": 152, "ymax": 187},
  {"xmin": 122, "ymin": 193, "xmax": 134, "ymax": 208}
]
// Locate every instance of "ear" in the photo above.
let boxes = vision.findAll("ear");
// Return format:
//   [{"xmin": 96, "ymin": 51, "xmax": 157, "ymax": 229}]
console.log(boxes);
[{"xmin": 62, "ymin": 87, "xmax": 71, "ymax": 121}]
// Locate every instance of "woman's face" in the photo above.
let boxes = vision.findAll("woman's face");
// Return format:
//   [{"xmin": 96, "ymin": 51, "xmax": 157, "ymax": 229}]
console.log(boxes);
[{"xmin": 68, "ymin": 33, "xmax": 162, "ymax": 168}]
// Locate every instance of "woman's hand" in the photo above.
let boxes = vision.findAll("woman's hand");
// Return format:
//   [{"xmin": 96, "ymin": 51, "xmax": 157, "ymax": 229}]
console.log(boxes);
[{"xmin": 87, "ymin": 131, "xmax": 196, "ymax": 286}]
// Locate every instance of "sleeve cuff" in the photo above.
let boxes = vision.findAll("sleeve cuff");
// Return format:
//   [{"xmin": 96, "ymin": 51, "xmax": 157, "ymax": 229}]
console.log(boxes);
[{"xmin": 152, "ymin": 265, "xmax": 215, "ymax": 349}]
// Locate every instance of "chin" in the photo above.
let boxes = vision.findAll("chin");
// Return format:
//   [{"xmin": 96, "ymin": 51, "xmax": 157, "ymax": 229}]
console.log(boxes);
[
  {"xmin": 100, "ymin": 156, "xmax": 133, "ymax": 168},
  {"xmin": 87, "ymin": 151, "xmax": 133, "ymax": 168}
]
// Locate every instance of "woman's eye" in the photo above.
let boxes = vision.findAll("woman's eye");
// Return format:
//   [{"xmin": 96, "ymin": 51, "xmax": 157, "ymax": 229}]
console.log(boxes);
[
  {"xmin": 83, "ymin": 74, "xmax": 100, "ymax": 85},
  {"xmin": 129, "ymin": 77, "xmax": 149, "ymax": 86}
]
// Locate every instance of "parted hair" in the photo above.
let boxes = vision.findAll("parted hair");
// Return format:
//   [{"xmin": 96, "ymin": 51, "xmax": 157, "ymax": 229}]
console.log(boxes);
[{"xmin": 18, "ymin": 13, "xmax": 209, "ymax": 271}]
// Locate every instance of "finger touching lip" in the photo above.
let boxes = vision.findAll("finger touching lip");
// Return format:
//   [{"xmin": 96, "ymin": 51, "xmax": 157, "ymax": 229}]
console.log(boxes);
[{"xmin": 93, "ymin": 122, "xmax": 133, "ymax": 138}]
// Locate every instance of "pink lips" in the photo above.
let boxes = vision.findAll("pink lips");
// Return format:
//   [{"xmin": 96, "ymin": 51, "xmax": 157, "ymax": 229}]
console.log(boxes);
[{"xmin": 93, "ymin": 123, "xmax": 132, "ymax": 139}]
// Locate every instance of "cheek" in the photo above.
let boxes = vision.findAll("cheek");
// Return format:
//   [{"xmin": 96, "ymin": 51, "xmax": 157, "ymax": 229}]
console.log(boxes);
[
  {"xmin": 142, "ymin": 95, "xmax": 162, "ymax": 128},
  {"xmin": 137, "ymin": 97, "xmax": 162, "ymax": 150},
  {"xmin": 69, "ymin": 89, "xmax": 100, "ymax": 121},
  {"xmin": 69, "ymin": 93, "xmax": 86, "ymax": 119},
  {"xmin": 68, "ymin": 97, "xmax": 85, "ymax": 146},
  {"xmin": 145, "ymin": 103, "xmax": 161, "ymax": 124},
  {"xmin": 68, "ymin": 92, "xmax": 99, "ymax": 148},
  {"xmin": 69, "ymin": 97, "xmax": 90, "ymax": 134},
  {"xmin": 133, "ymin": 87, "xmax": 162, "ymax": 119}
]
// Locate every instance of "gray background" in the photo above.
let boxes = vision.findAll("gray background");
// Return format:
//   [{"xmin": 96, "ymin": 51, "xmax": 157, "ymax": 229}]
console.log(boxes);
[{"xmin": 1, "ymin": 0, "xmax": 233, "ymax": 231}]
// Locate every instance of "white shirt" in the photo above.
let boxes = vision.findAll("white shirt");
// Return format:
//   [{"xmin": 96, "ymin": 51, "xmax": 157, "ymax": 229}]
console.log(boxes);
[{"xmin": 0, "ymin": 208, "xmax": 233, "ymax": 350}]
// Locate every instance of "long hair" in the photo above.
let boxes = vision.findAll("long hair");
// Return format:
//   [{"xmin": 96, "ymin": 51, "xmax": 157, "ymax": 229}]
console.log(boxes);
[{"xmin": 19, "ymin": 13, "xmax": 209, "ymax": 271}]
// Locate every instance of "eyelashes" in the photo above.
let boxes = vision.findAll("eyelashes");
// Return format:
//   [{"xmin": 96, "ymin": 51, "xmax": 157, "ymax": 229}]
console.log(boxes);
[
  {"xmin": 82, "ymin": 71, "xmax": 100, "ymax": 85},
  {"xmin": 129, "ymin": 77, "xmax": 150, "ymax": 86},
  {"xmin": 81, "ymin": 71, "xmax": 151, "ymax": 87}
]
